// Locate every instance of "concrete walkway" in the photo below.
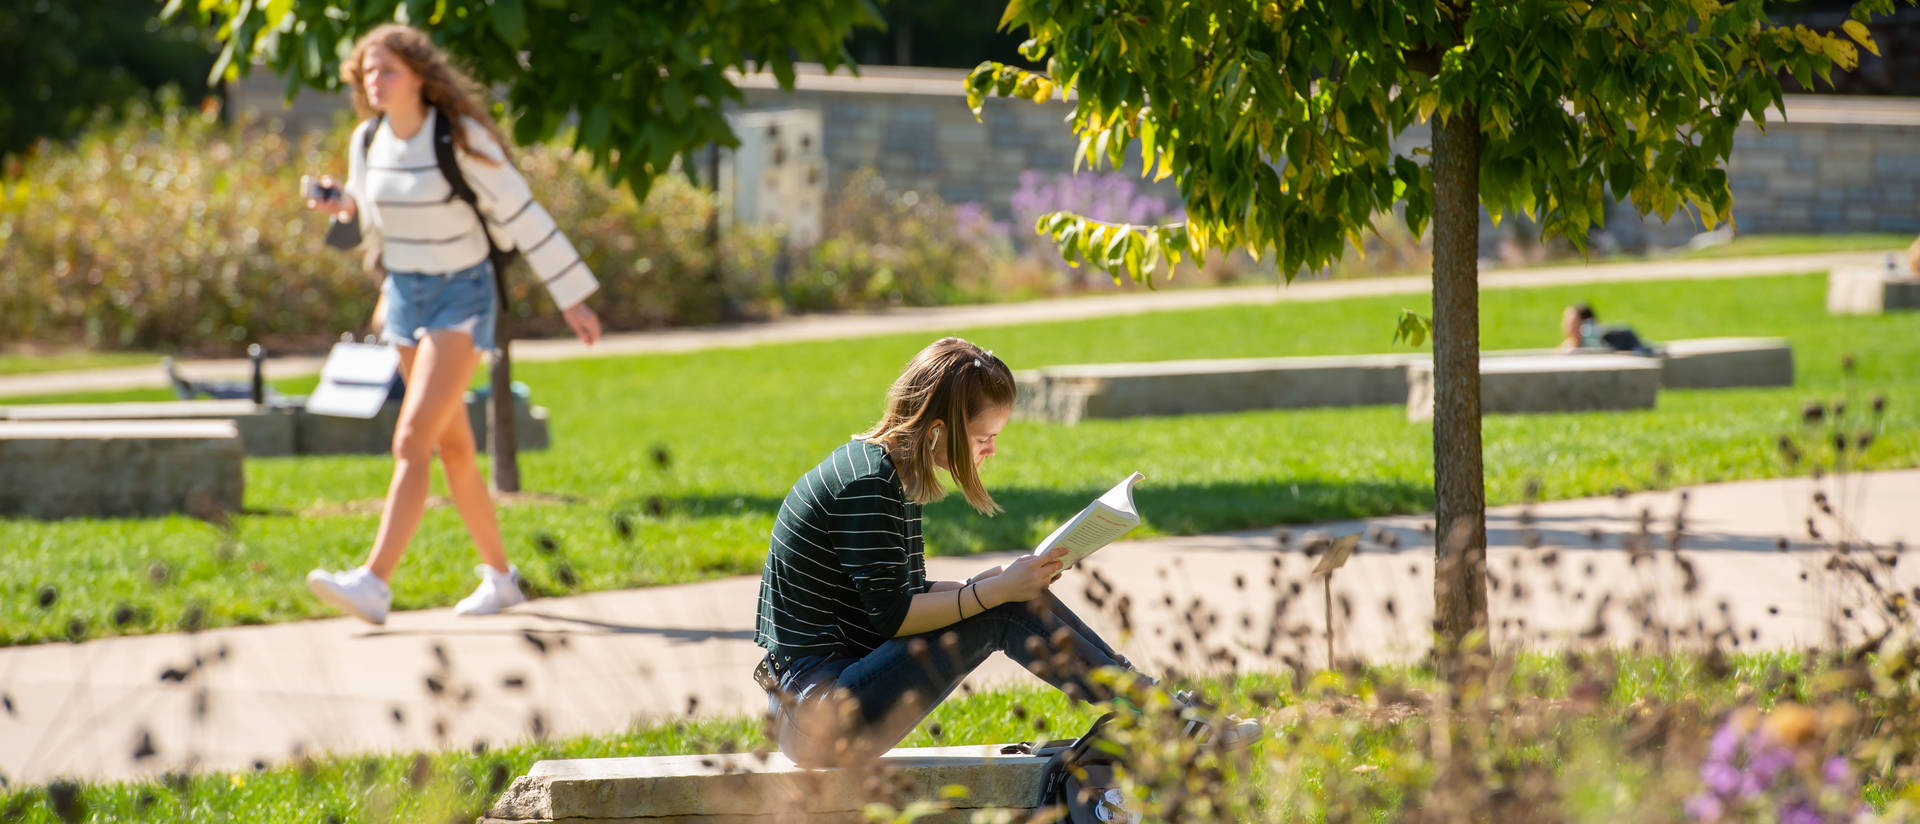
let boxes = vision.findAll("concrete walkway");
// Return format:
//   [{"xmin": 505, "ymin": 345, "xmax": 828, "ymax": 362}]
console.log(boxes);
[
  {"xmin": 0, "ymin": 250, "xmax": 1886, "ymax": 400},
  {"xmin": 3, "ymin": 469, "xmax": 1914, "ymax": 786}
]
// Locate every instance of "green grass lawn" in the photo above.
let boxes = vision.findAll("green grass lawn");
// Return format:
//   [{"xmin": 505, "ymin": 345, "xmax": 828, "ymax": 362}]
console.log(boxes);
[
  {"xmin": 1666, "ymin": 232, "xmax": 1912, "ymax": 260},
  {"xmin": 0, "ymin": 348, "xmax": 170, "ymax": 378},
  {"xmin": 2, "ymin": 272, "xmax": 1917, "ymax": 646},
  {"xmin": 0, "ymin": 651, "xmax": 1860, "ymax": 823},
  {"xmin": 0, "ymin": 233, "xmax": 1903, "ymax": 380}
]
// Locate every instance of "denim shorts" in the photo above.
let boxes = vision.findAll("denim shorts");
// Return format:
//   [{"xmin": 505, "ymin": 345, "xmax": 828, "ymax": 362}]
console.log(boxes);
[{"xmin": 381, "ymin": 258, "xmax": 498, "ymax": 352}]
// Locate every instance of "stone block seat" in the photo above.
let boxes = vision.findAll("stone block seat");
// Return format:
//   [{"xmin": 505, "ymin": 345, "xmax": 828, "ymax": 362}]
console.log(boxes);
[
  {"xmin": 1014, "ymin": 354, "xmax": 1419, "ymax": 424},
  {"xmin": 481, "ymin": 746, "xmax": 1046, "ymax": 824},
  {"xmin": 0, "ymin": 420, "xmax": 244, "ymax": 519},
  {"xmin": 1406, "ymin": 354, "xmax": 1662, "ymax": 421},
  {"xmin": 0, "ymin": 399, "xmax": 296, "ymax": 456},
  {"xmin": 0, "ymin": 394, "xmax": 552, "ymax": 457},
  {"xmin": 1011, "ymin": 337, "xmax": 1787, "ymax": 425},
  {"xmin": 1828, "ymin": 263, "xmax": 1920, "ymax": 315},
  {"xmin": 293, "ymin": 393, "xmax": 549, "ymax": 456},
  {"xmin": 1657, "ymin": 337, "xmax": 1793, "ymax": 389}
]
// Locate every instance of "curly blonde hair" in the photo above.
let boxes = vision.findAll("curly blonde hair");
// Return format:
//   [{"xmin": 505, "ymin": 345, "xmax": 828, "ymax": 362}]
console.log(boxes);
[{"xmin": 340, "ymin": 24, "xmax": 506, "ymax": 165}]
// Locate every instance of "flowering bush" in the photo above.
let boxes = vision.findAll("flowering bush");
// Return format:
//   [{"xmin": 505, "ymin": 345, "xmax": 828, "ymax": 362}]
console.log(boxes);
[
  {"xmin": 1688, "ymin": 704, "xmax": 1863, "ymax": 824},
  {"xmin": 1005, "ymin": 170, "xmax": 1310, "ymax": 289},
  {"xmin": 1007, "ymin": 170, "xmax": 1180, "ymax": 243},
  {"xmin": 789, "ymin": 169, "xmax": 1008, "ymax": 311},
  {"xmin": 0, "ymin": 95, "xmax": 785, "ymax": 353}
]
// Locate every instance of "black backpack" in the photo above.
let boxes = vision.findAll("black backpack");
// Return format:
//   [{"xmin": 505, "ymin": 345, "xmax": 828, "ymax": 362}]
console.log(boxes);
[
  {"xmin": 1003, "ymin": 712, "xmax": 1139, "ymax": 824},
  {"xmin": 327, "ymin": 109, "xmax": 516, "ymax": 313}
]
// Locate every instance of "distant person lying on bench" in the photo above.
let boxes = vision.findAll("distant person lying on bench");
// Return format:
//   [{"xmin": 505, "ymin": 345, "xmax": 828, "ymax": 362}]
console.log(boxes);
[
  {"xmin": 162, "ymin": 357, "xmax": 292, "ymax": 403},
  {"xmin": 1559, "ymin": 303, "xmax": 1659, "ymax": 356}
]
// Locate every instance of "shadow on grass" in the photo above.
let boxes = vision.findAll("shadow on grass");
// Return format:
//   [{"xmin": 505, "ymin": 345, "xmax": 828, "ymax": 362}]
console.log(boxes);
[
  {"xmin": 359, "ymin": 613, "xmax": 755, "ymax": 645},
  {"xmin": 636, "ymin": 477, "xmax": 1434, "ymax": 557}
]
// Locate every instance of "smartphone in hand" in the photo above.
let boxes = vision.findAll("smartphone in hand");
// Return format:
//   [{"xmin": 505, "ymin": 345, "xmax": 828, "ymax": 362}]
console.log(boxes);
[{"xmin": 300, "ymin": 175, "xmax": 340, "ymax": 203}]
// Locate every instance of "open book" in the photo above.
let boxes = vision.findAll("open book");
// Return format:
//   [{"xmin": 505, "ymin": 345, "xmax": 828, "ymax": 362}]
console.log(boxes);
[{"xmin": 1033, "ymin": 472, "xmax": 1145, "ymax": 569}]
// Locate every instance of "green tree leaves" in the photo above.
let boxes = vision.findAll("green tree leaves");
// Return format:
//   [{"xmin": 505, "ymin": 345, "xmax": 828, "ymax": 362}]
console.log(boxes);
[
  {"xmin": 173, "ymin": 0, "xmax": 883, "ymax": 200},
  {"xmin": 974, "ymin": 0, "xmax": 1909, "ymax": 288},
  {"xmin": 2, "ymin": 0, "xmax": 216, "ymax": 161}
]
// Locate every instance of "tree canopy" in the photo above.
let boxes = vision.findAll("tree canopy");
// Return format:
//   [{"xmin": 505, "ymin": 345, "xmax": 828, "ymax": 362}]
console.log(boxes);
[
  {"xmin": 173, "ymin": 0, "xmax": 882, "ymax": 198},
  {"xmin": 969, "ymin": 0, "xmax": 1901, "ymax": 284}
]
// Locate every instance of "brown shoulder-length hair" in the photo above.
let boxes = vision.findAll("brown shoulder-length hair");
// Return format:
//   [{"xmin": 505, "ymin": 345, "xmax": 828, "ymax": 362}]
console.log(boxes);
[
  {"xmin": 341, "ymin": 24, "xmax": 506, "ymax": 166},
  {"xmin": 857, "ymin": 338, "xmax": 1016, "ymax": 514}
]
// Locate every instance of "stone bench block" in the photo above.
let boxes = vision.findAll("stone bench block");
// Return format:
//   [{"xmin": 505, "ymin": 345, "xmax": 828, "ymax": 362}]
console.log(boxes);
[
  {"xmin": 480, "ymin": 745, "xmax": 1044, "ymax": 823},
  {"xmin": 294, "ymin": 395, "xmax": 549, "ymax": 456},
  {"xmin": 1828, "ymin": 264, "xmax": 1920, "ymax": 314},
  {"xmin": 0, "ymin": 399, "xmax": 296, "ymax": 456},
  {"xmin": 0, "ymin": 420, "xmax": 244, "ymax": 519},
  {"xmin": 1406, "ymin": 355, "xmax": 1662, "ymax": 421},
  {"xmin": 1015, "ymin": 354, "xmax": 1419, "ymax": 424},
  {"xmin": 1658, "ymin": 337, "xmax": 1794, "ymax": 389}
]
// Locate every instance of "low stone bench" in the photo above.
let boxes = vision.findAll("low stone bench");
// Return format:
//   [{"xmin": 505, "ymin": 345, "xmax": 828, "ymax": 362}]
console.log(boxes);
[
  {"xmin": 1406, "ymin": 354, "xmax": 1661, "ymax": 421},
  {"xmin": 0, "ymin": 399, "xmax": 296, "ymax": 456},
  {"xmin": 0, "ymin": 395, "xmax": 551, "ymax": 457},
  {"xmin": 481, "ymin": 745, "xmax": 1043, "ymax": 824},
  {"xmin": 1012, "ymin": 336, "xmax": 1790, "ymax": 425},
  {"xmin": 1015, "ymin": 354, "xmax": 1419, "ymax": 424},
  {"xmin": 1828, "ymin": 264, "xmax": 1920, "ymax": 314},
  {"xmin": 0, "ymin": 420, "xmax": 244, "ymax": 519},
  {"xmin": 1658, "ymin": 336, "xmax": 1793, "ymax": 389},
  {"xmin": 293, "ymin": 394, "xmax": 550, "ymax": 456}
]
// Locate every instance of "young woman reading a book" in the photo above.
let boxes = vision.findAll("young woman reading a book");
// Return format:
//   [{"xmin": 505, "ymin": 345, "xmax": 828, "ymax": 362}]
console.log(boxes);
[{"xmin": 752, "ymin": 337, "xmax": 1259, "ymax": 767}]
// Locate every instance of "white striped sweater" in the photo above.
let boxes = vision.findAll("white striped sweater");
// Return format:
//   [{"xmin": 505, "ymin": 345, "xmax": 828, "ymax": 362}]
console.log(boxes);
[{"xmin": 344, "ymin": 109, "xmax": 598, "ymax": 311}]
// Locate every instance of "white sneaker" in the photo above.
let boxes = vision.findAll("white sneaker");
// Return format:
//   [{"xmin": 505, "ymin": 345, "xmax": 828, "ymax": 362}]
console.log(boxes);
[
  {"xmin": 306, "ymin": 566, "xmax": 391, "ymax": 625},
  {"xmin": 453, "ymin": 565, "xmax": 525, "ymax": 616}
]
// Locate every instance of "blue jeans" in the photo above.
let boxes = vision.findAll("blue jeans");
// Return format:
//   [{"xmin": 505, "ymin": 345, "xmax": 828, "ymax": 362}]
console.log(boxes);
[{"xmin": 767, "ymin": 591, "xmax": 1148, "ymax": 767}]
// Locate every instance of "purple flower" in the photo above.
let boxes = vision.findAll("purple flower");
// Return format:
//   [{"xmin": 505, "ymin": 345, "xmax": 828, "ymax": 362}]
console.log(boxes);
[
  {"xmin": 1822, "ymin": 756, "xmax": 1850, "ymax": 787},
  {"xmin": 1701, "ymin": 761, "xmax": 1741, "ymax": 795},
  {"xmin": 1779, "ymin": 801, "xmax": 1825, "ymax": 824},
  {"xmin": 1686, "ymin": 793, "xmax": 1723, "ymax": 822},
  {"xmin": 1708, "ymin": 717, "xmax": 1744, "ymax": 762},
  {"xmin": 1746, "ymin": 738, "xmax": 1796, "ymax": 789},
  {"xmin": 1006, "ymin": 170, "xmax": 1182, "ymax": 254}
]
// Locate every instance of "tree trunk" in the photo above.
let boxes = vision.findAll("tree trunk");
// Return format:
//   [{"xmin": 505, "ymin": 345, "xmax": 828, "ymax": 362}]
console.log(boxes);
[
  {"xmin": 892, "ymin": 12, "xmax": 913, "ymax": 65},
  {"xmin": 489, "ymin": 331, "xmax": 520, "ymax": 494},
  {"xmin": 705, "ymin": 142, "xmax": 735, "ymax": 323},
  {"xmin": 1429, "ymin": 103, "xmax": 1488, "ymax": 652}
]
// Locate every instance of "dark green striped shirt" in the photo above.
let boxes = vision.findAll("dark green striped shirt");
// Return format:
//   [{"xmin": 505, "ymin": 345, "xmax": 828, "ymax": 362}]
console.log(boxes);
[{"xmin": 755, "ymin": 440, "xmax": 927, "ymax": 670}]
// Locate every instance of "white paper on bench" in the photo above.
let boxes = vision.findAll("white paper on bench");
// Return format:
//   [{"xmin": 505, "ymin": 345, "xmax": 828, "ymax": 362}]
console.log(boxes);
[{"xmin": 306, "ymin": 342, "xmax": 400, "ymax": 419}]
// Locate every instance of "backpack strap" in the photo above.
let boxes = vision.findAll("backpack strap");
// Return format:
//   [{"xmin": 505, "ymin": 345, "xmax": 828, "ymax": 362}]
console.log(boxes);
[
  {"xmin": 1035, "ymin": 712, "xmax": 1122, "ymax": 812},
  {"xmin": 432, "ymin": 109, "xmax": 478, "ymax": 210},
  {"xmin": 428, "ymin": 108, "xmax": 512, "ymax": 311}
]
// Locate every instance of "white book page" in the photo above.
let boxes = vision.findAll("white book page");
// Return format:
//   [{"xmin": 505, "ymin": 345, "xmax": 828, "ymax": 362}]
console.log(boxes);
[{"xmin": 1033, "ymin": 472, "xmax": 1145, "ymax": 568}]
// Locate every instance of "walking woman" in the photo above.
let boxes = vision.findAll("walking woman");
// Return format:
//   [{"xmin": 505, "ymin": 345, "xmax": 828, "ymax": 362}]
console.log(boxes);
[
  {"xmin": 754, "ymin": 337, "xmax": 1259, "ymax": 767},
  {"xmin": 302, "ymin": 24, "xmax": 601, "ymax": 624}
]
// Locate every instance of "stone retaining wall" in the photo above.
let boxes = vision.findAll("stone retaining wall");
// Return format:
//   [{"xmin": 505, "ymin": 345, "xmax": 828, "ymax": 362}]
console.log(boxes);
[{"xmin": 236, "ymin": 67, "xmax": 1920, "ymax": 255}]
